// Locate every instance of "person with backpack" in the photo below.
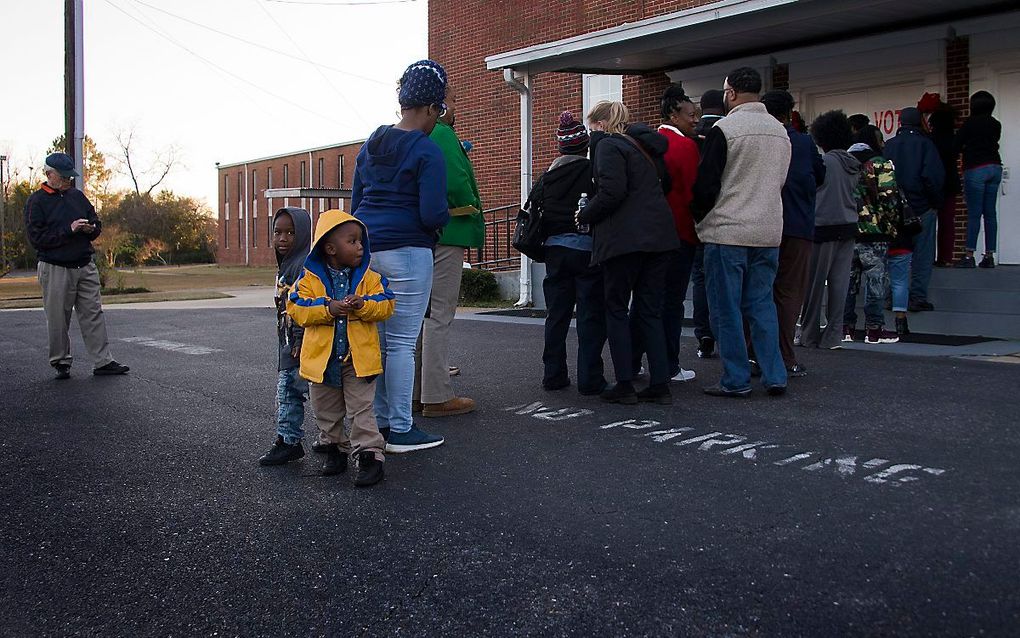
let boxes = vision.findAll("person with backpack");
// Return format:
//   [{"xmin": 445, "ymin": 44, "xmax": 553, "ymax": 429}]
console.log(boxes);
[{"xmin": 536, "ymin": 111, "xmax": 608, "ymax": 396}]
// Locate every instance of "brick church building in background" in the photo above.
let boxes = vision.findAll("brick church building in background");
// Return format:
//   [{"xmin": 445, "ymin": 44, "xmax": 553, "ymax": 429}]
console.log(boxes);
[{"xmin": 217, "ymin": 0, "xmax": 1020, "ymax": 268}]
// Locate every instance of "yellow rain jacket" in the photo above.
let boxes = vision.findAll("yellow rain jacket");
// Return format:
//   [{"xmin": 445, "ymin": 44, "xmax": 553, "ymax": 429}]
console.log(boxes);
[{"xmin": 287, "ymin": 209, "xmax": 395, "ymax": 383}]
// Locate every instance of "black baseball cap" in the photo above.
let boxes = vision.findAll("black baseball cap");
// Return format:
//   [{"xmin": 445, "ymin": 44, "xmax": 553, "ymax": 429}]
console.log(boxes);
[{"xmin": 44, "ymin": 152, "xmax": 80, "ymax": 178}]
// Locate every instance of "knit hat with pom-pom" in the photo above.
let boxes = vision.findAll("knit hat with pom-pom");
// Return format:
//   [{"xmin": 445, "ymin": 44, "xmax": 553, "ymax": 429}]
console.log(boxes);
[{"xmin": 556, "ymin": 111, "xmax": 589, "ymax": 155}]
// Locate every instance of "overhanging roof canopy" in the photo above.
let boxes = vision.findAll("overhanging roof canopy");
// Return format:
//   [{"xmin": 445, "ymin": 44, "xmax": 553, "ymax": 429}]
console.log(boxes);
[{"xmin": 485, "ymin": 0, "xmax": 1017, "ymax": 75}]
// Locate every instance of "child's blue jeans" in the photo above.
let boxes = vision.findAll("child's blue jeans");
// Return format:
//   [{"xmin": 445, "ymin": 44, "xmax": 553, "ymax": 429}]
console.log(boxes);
[{"xmin": 276, "ymin": 367, "xmax": 308, "ymax": 445}]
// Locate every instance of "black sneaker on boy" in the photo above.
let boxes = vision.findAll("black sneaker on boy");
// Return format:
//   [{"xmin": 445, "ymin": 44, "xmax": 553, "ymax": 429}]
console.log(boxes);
[
  {"xmin": 321, "ymin": 445, "xmax": 347, "ymax": 476},
  {"xmin": 354, "ymin": 451, "xmax": 385, "ymax": 487},
  {"xmin": 259, "ymin": 436, "xmax": 305, "ymax": 466}
]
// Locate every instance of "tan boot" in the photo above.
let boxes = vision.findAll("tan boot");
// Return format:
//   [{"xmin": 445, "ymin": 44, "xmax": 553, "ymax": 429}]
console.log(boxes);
[{"xmin": 422, "ymin": 397, "xmax": 476, "ymax": 417}]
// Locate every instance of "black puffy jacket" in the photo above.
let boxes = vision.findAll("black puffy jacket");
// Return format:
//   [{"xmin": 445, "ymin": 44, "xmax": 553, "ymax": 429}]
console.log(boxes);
[
  {"xmin": 532, "ymin": 155, "xmax": 593, "ymax": 239},
  {"xmin": 578, "ymin": 125, "xmax": 680, "ymax": 265}
]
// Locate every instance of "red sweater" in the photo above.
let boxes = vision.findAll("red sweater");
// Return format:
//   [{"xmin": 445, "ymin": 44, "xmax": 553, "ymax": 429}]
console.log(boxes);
[{"xmin": 658, "ymin": 125, "xmax": 700, "ymax": 244}]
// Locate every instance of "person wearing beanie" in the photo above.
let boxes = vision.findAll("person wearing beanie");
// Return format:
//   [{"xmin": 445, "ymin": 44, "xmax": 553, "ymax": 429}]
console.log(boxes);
[
  {"xmin": 414, "ymin": 85, "xmax": 483, "ymax": 418},
  {"xmin": 24, "ymin": 152, "xmax": 130, "ymax": 380},
  {"xmin": 535, "ymin": 111, "xmax": 608, "ymax": 396},
  {"xmin": 883, "ymin": 106, "xmax": 944, "ymax": 311},
  {"xmin": 352, "ymin": 59, "xmax": 450, "ymax": 453}
]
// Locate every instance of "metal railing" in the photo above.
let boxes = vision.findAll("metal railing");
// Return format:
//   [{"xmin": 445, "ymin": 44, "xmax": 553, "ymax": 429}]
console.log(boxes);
[{"xmin": 467, "ymin": 203, "xmax": 521, "ymax": 272}]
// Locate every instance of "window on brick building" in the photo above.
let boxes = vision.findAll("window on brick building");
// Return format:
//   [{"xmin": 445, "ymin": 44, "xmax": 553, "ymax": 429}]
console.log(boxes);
[
  {"xmin": 337, "ymin": 154, "xmax": 344, "ymax": 187},
  {"xmin": 267, "ymin": 166, "xmax": 273, "ymax": 189},
  {"xmin": 318, "ymin": 157, "xmax": 324, "ymax": 187},
  {"xmin": 300, "ymin": 161, "xmax": 307, "ymax": 187},
  {"xmin": 582, "ymin": 74, "xmax": 623, "ymax": 120},
  {"xmin": 283, "ymin": 164, "xmax": 289, "ymax": 188}
]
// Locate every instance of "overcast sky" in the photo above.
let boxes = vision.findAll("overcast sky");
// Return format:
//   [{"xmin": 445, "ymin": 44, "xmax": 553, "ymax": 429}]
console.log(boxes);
[{"xmin": 1, "ymin": 0, "xmax": 428, "ymax": 208}]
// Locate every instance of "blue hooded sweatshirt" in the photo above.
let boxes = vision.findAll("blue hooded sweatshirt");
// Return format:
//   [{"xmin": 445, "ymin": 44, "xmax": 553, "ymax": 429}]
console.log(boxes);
[{"xmin": 351, "ymin": 125, "xmax": 450, "ymax": 252}]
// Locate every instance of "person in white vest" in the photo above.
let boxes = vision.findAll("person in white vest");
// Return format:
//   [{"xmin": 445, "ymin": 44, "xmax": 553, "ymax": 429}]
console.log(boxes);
[{"xmin": 690, "ymin": 67, "xmax": 791, "ymax": 398}]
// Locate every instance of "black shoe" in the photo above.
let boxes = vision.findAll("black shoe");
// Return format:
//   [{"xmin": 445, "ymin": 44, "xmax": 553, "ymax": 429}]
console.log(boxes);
[
  {"xmin": 786, "ymin": 364, "xmax": 808, "ymax": 378},
  {"xmin": 258, "ymin": 436, "xmax": 305, "ymax": 466},
  {"xmin": 765, "ymin": 384, "xmax": 787, "ymax": 397},
  {"xmin": 749, "ymin": 359, "xmax": 762, "ymax": 378},
  {"xmin": 543, "ymin": 378, "xmax": 571, "ymax": 391},
  {"xmin": 895, "ymin": 316, "xmax": 910, "ymax": 336},
  {"xmin": 578, "ymin": 381, "xmax": 609, "ymax": 396},
  {"xmin": 636, "ymin": 383, "xmax": 672, "ymax": 405},
  {"xmin": 354, "ymin": 451, "xmax": 384, "ymax": 487},
  {"xmin": 378, "ymin": 427, "xmax": 390, "ymax": 443},
  {"xmin": 703, "ymin": 384, "xmax": 751, "ymax": 398},
  {"xmin": 321, "ymin": 445, "xmax": 347, "ymax": 476},
  {"xmin": 697, "ymin": 336, "xmax": 716, "ymax": 358},
  {"xmin": 979, "ymin": 254, "xmax": 995, "ymax": 269},
  {"xmin": 54, "ymin": 364, "xmax": 71, "ymax": 380},
  {"xmin": 94, "ymin": 361, "xmax": 129, "ymax": 375},
  {"xmin": 601, "ymin": 382, "xmax": 638, "ymax": 405},
  {"xmin": 908, "ymin": 300, "xmax": 934, "ymax": 312},
  {"xmin": 311, "ymin": 440, "xmax": 332, "ymax": 454}
]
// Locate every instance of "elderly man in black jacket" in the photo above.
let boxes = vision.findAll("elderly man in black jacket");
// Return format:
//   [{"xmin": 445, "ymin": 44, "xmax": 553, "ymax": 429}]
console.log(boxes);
[
  {"xmin": 24, "ymin": 153, "xmax": 128, "ymax": 380},
  {"xmin": 883, "ymin": 107, "xmax": 944, "ymax": 311}
]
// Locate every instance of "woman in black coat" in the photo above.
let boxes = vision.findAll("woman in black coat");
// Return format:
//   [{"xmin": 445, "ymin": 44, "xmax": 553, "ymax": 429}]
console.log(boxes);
[{"xmin": 577, "ymin": 100, "xmax": 680, "ymax": 405}]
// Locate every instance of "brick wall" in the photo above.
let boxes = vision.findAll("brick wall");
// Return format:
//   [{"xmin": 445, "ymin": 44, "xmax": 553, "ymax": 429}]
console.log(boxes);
[
  {"xmin": 429, "ymin": 0, "xmax": 714, "ymax": 214},
  {"xmin": 945, "ymin": 36, "xmax": 970, "ymax": 261},
  {"xmin": 216, "ymin": 142, "xmax": 362, "ymax": 266}
]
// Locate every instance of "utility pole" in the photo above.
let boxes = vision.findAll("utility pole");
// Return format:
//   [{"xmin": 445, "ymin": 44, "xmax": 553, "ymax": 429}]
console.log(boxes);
[
  {"xmin": 0, "ymin": 155, "xmax": 7, "ymax": 274},
  {"xmin": 65, "ymin": 0, "xmax": 84, "ymax": 189}
]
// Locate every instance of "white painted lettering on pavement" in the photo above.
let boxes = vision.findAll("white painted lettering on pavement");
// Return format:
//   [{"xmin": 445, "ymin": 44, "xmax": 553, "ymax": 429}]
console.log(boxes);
[
  {"xmin": 120, "ymin": 337, "xmax": 221, "ymax": 356},
  {"xmin": 504, "ymin": 402, "xmax": 948, "ymax": 489}
]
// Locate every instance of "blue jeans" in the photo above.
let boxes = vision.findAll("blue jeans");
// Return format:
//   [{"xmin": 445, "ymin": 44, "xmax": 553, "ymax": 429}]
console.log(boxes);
[
  {"xmin": 276, "ymin": 367, "xmax": 308, "ymax": 445},
  {"xmin": 371, "ymin": 246, "xmax": 434, "ymax": 434},
  {"xmin": 704, "ymin": 244, "xmax": 786, "ymax": 391},
  {"xmin": 909, "ymin": 209, "xmax": 936, "ymax": 303},
  {"xmin": 964, "ymin": 164, "xmax": 1003, "ymax": 252},
  {"xmin": 888, "ymin": 252, "xmax": 912, "ymax": 313},
  {"xmin": 691, "ymin": 244, "xmax": 713, "ymax": 341}
]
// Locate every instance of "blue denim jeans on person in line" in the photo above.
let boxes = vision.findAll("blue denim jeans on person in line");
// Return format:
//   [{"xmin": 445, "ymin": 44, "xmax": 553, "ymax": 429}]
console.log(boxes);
[
  {"xmin": 887, "ymin": 252, "xmax": 913, "ymax": 313},
  {"xmin": 276, "ymin": 366, "xmax": 309, "ymax": 445},
  {"xmin": 844, "ymin": 241, "xmax": 890, "ymax": 329},
  {"xmin": 371, "ymin": 246, "xmax": 434, "ymax": 435},
  {"xmin": 703, "ymin": 243, "xmax": 787, "ymax": 391},
  {"xmin": 964, "ymin": 164, "xmax": 1003, "ymax": 253},
  {"xmin": 910, "ymin": 209, "xmax": 937, "ymax": 303},
  {"xmin": 691, "ymin": 243, "xmax": 713, "ymax": 341}
]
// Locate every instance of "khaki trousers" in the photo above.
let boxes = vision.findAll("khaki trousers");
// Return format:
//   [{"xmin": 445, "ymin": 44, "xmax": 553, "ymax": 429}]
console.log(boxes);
[
  {"xmin": 309, "ymin": 362, "xmax": 385, "ymax": 461},
  {"xmin": 413, "ymin": 245, "xmax": 464, "ymax": 403},
  {"xmin": 37, "ymin": 261, "xmax": 113, "ymax": 369}
]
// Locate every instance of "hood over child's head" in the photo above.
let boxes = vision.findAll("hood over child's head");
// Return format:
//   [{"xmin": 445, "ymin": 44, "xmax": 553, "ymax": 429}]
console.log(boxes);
[
  {"xmin": 320, "ymin": 220, "xmax": 365, "ymax": 270},
  {"xmin": 273, "ymin": 207, "xmax": 312, "ymax": 284}
]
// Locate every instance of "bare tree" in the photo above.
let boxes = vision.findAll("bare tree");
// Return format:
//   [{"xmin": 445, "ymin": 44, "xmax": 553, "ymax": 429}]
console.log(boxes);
[{"xmin": 114, "ymin": 126, "xmax": 179, "ymax": 197}]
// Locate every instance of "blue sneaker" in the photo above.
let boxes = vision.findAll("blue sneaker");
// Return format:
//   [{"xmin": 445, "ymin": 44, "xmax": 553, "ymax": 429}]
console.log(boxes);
[{"xmin": 385, "ymin": 425, "xmax": 444, "ymax": 454}]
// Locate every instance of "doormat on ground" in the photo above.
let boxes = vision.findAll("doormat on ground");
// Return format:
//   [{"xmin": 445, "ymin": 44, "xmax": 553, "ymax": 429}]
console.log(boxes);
[{"xmin": 477, "ymin": 310, "xmax": 999, "ymax": 347}]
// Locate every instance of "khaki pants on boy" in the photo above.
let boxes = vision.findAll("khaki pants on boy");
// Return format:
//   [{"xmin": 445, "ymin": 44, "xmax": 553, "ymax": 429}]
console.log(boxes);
[
  {"xmin": 37, "ymin": 261, "xmax": 113, "ymax": 369},
  {"xmin": 309, "ymin": 361, "xmax": 385, "ymax": 461}
]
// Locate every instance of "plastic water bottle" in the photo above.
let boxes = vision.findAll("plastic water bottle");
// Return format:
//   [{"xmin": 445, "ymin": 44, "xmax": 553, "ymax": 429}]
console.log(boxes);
[{"xmin": 576, "ymin": 192, "xmax": 590, "ymax": 234}]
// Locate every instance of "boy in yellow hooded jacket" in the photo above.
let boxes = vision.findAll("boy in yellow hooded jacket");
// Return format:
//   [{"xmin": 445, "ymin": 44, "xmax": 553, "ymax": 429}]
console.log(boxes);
[{"xmin": 288, "ymin": 209, "xmax": 395, "ymax": 486}]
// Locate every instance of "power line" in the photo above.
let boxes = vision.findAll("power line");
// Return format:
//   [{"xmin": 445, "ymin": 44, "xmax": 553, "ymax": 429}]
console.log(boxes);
[
  {"xmin": 102, "ymin": 0, "xmax": 345, "ymax": 126},
  {"xmin": 127, "ymin": 0, "xmax": 391, "ymax": 87},
  {"xmin": 253, "ymin": 0, "xmax": 370, "ymax": 128}
]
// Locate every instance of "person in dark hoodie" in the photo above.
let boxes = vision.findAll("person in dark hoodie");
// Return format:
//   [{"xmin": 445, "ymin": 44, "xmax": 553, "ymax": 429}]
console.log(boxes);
[
  {"xmin": 761, "ymin": 90, "xmax": 825, "ymax": 376},
  {"xmin": 259, "ymin": 207, "xmax": 314, "ymax": 466},
  {"xmin": 535, "ymin": 111, "xmax": 608, "ymax": 395},
  {"xmin": 954, "ymin": 91, "xmax": 1003, "ymax": 269},
  {"xmin": 799, "ymin": 110, "xmax": 860, "ymax": 350},
  {"xmin": 577, "ymin": 100, "xmax": 680, "ymax": 405},
  {"xmin": 352, "ymin": 59, "xmax": 450, "ymax": 454},
  {"xmin": 883, "ymin": 107, "xmax": 944, "ymax": 310},
  {"xmin": 928, "ymin": 100, "xmax": 961, "ymax": 267}
]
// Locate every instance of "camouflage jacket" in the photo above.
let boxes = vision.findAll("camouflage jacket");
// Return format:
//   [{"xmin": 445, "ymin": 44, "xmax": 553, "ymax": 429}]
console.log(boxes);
[{"xmin": 854, "ymin": 156, "xmax": 902, "ymax": 240}]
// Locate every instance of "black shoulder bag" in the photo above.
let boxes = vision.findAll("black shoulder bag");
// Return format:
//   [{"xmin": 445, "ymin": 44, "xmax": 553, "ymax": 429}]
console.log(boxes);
[{"xmin": 512, "ymin": 176, "xmax": 546, "ymax": 262}]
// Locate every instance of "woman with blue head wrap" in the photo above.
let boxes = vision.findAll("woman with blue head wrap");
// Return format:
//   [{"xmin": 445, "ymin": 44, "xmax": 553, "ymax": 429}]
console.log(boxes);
[{"xmin": 350, "ymin": 59, "xmax": 451, "ymax": 453}]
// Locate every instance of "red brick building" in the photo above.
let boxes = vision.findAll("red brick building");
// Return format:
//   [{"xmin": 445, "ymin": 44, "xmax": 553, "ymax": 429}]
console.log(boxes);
[
  {"xmin": 216, "ymin": 140, "xmax": 362, "ymax": 266},
  {"xmin": 219, "ymin": 0, "xmax": 1020, "ymax": 277}
]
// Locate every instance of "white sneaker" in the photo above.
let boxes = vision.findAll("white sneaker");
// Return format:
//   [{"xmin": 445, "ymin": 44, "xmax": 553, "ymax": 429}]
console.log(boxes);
[{"xmin": 671, "ymin": 368, "xmax": 696, "ymax": 382}]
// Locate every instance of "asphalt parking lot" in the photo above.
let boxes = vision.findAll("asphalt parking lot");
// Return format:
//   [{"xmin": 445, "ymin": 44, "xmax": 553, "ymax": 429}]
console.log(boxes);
[{"xmin": 1, "ymin": 306, "xmax": 1018, "ymax": 636}]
